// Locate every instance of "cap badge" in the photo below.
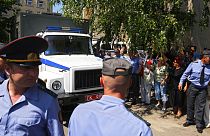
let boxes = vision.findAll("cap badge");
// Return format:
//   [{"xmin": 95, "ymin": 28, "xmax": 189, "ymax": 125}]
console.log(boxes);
[{"xmin": 27, "ymin": 53, "xmax": 38, "ymax": 60}]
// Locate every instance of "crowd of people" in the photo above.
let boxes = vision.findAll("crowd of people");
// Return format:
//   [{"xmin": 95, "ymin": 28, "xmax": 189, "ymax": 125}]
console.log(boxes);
[
  {"xmin": 95, "ymin": 45, "xmax": 210, "ymax": 133},
  {"xmin": 0, "ymin": 37, "xmax": 153, "ymax": 136},
  {"xmin": 0, "ymin": 35, "xmax": 210, "ymax": 135}
]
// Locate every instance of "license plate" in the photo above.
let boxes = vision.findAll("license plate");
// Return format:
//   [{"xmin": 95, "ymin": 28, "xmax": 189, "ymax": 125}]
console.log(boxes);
[{"xmin": 85, "ymin": 94, "xmax": 103, "ymax": 101}]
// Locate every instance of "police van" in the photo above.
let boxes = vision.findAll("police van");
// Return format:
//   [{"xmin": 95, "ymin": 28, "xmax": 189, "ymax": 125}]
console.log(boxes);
[
  {"xmin": 15, "ymin": 13, "xmax": 103, "ymax": 119},
  {"xmin": 36, "ymin": 26, "xmax": 103, "ymax": 118}
]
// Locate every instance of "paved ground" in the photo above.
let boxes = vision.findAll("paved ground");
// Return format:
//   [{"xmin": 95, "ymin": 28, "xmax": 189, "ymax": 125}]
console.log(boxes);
[
  {"xmin": 63, "ymin": 103, "xmax": 210, "ymax": 136},
  {"xmin": 130, "ymin": 103, "xmax": 210, "ymax": 136}
]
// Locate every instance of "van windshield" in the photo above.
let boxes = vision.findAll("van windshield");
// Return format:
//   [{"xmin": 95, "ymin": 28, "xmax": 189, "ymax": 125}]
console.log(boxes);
[{"xmin": 44, "ymin": 35, "xmax": 92, "ymax": 55}]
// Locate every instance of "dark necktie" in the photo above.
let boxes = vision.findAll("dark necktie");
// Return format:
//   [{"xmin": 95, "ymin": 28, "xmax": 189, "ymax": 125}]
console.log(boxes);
[{"xmin": 200, "ymin": 65, "xmax": 205, "ymax": 84}]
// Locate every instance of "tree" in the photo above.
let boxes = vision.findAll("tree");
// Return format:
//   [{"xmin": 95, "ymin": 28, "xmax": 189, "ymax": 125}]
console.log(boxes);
[
  {"xmin": 0, "ymin": 0, "xmax": 18, "ymax": 43},
  {"xmin": 56, "ymin": 0, "xmax": 209, "ymax": 53}
]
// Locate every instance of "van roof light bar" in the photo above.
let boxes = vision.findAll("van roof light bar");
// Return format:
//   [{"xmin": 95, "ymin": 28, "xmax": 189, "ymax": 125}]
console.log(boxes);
[
  {"xmin": 69, "ymin": 28, "xmax": 83, "ymax": 33},
  {"xmin": 46, "ymin": 26, "xmax": 62, "ymax": 31},
  {"xmin": 45, "ymin": 26, "xmax": 84, "ymax": 33}
]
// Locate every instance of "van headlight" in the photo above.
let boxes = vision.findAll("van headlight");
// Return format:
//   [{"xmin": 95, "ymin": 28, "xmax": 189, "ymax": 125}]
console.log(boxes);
[{"xmin": 52, "ymin": 80, "xmax": 62, "ymax": 90}]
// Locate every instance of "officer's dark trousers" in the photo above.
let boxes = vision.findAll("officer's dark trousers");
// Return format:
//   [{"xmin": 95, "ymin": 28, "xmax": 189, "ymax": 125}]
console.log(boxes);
[
  {"xmin": 187, "ymin": 85, "xmax": 207, "ymax": 128},
  {"xmin": 128, "ymin": 74, "xmax": 140, "ymax": 101}
]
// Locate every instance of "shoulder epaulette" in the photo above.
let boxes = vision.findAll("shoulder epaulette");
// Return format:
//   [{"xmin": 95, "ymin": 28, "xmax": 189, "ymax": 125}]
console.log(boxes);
[
  {"xmin": 125, "ymin": 106, "xmax": 151, "ymax": 127},
  {"xmin": 44, "ymin": 88, "xmax": 58, "ymax": 98},
  {"xmin": 37, "ymin": 84, "xmax": 58, "ymax": 98},
  {"xmin": 192, "ymin": 60, "xmax": 198, "ymax": 63},
  {"xmin": 37, "ymin": 81, "xmax": 58, "ymax": 98}
]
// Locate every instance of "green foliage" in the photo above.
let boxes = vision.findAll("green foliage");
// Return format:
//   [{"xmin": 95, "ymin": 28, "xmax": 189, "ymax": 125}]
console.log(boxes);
[
  {"xmin": 200, "ymin": 0, "xmax": 210, "ymax": 29},
  {"xmin": 58, "ymin": 0, "xmax": 207, "ymax": 53},
  {"xmin": 0, "ymin": 0, "xmax": 18, "ymax": 43}
]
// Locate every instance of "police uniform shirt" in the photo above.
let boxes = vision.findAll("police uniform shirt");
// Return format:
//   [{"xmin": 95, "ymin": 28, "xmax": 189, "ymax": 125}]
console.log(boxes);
[
  {"xmin": 0, "ymin": 72, "xmax": 7, "ymax": 83},
  {"xmin": 0, "ymin": 79, "xmax": 64, "ymax": 136},
  {"xmin": 130, "ymin": 57, "xmax": 140, "ymax": 74},
  {"xmin": 68, "ymin": 95, "xmax": 152, "ymax": 136},
  {"xmin": 179, "ymin": 60, "xmax": 210, "ymax": 88}
]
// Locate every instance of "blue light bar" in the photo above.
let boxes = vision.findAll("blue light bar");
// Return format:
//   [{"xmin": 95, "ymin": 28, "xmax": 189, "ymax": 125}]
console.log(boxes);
[
  {"xmin": 69, "ymin": 28, "xmax": 84, "ymax": 33},
  {"xmin": 46, "ymin": 26, "xmax": 62, "ymax": 31},
  {"xmin": 46, "ymin": 26, "xmax": 84, "ymax": 33}
]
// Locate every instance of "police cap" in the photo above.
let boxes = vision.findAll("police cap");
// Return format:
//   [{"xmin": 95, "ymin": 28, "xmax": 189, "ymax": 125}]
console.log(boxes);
[
  {"xmin": 203, "ymin": 50, "xmax": 210, "ymax": 57},
  {"xmin": 102, "ymin": 58, "xmax": 132, "ymax": 76},
  {"xmin": 0, "ymin": 36, "xmax": 48, "ymax": 66}
]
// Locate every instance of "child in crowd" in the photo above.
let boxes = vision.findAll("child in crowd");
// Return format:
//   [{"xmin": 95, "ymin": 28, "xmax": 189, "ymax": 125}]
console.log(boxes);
[{"xmin": 143, "ymin": 60, "xmax": 154, "ymax": 104}]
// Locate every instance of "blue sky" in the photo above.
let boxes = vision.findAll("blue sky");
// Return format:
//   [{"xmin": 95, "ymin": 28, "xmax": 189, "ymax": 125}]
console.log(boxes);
[{"xmin": 53, "ymin": 2, "xmax": 63, "ymax": 13}]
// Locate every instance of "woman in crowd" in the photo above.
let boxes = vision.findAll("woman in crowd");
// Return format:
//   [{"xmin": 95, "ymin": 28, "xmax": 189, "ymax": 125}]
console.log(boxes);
[
  {"xmin": 153, "ymin": 57, "xmax": 169, "ymax": 111},
  {"xmin": 171, "ymin": 57, "xmax": 187, "ymax": 118}
]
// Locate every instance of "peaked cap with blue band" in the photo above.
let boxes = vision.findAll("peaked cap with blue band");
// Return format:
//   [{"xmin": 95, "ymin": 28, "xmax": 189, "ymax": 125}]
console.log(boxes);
[{"xmin": 0, "ymin": 36, "xmax": 48, "ymax": 66}]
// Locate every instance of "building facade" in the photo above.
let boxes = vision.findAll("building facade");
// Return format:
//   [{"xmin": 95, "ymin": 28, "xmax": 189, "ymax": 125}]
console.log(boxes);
[{"xmin": 16, "ymin": 0, "xmax": 52, "ymax": 14}]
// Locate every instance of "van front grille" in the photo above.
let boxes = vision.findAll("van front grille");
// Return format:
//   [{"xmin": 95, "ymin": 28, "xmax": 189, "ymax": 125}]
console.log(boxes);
[{"xmin": 75, "ymin": 69, "xmax": 101, "ymax": 90}]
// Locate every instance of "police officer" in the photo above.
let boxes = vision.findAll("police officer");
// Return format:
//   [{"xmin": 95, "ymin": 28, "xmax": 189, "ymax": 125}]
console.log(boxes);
[
  {"xmin": 0, "ymin": 36, "xmax": 64, "ymax": 136},
  {"xmin": 0, "ymin": 43, "xmax": 7, "ymax": 83},
  {"xmin": 68, "ymin": 58, "xmax": 152, "ymax": 136},
  {"xmin": 128, "ymin": 49, "xmax": 141, "ymax": 105},
  {"xmin": 178, "ymin": 52, "xmax": 210, "ymax": 133},
  {"xmin": 0, "ymin": 57, "xmax": 7, "ymax": 84}
]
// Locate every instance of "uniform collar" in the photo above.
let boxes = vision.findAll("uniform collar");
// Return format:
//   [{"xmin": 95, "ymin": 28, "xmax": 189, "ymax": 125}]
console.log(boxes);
[
  {"xmin": 0, "ymin": 79, "xmax": 13, "ymax": 106},
  {"xmin": 8, "ymin": 84, "xmax": 39, "ymax": 105},
  {"xmin": 0, "ymin": 79, "xmax": 39, "ymax": 102},
  {"xmin": 23, "ymin": 84, "xmax": 39, "ymax": 101},
  {"xmin": 100, "ymin": 95, "xmax": 125, "ymax": 105},
  {"xmin": 0, "ymin": 79, "xmax": 10, "ymax": 96},
  {"xmin": 198, "ymin": 59, "xmax": 207, "ymax": 67}
]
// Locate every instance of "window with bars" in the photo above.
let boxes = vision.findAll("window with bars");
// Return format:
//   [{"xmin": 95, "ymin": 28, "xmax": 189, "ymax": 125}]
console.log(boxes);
[
  {"xmin": 26, "ymin": 0, "xmax": 32, "ymax": 6},
  {"xmin": 16, "ymin": 0, "xmax": 20, "ymax": 4},
  {"xmin": 37, "ymin": 0, "xmax": 44, "ymax": 8}
]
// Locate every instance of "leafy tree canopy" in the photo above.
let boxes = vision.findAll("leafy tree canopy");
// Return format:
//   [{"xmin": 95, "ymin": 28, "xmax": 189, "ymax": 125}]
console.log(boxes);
[
  {"xmin": 0, "ymin": 0, "xmax": 18, "ymax": 43},
  {"xmin": 54, "ymin": 0, "xmax": 210, "ymax": 53}
]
